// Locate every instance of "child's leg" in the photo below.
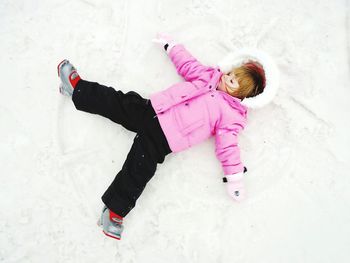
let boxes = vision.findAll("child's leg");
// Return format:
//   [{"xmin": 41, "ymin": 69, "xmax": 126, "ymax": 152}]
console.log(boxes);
[
  {"xmin": 72, "ymin": 80, "xmax": 149, "ymax": 133},
  {"xmin": 102, "ymin": 103, "xmax": 171, "ymax": 217},
  {"xmin": 102, "ymin": 131, "xmax": 170, "ymax": 217}
]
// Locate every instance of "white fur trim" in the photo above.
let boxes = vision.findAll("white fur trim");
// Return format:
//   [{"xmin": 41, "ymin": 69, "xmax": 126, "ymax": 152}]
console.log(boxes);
[{"xmin": 218, "ymin": 48, "xmax": 279, "ymax": 109}]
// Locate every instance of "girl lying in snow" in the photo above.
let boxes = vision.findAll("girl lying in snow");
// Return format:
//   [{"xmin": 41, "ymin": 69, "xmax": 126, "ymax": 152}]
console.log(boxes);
[{"xmin": 57, "ymin": 33, "xmax": 279, "ymax": 240}]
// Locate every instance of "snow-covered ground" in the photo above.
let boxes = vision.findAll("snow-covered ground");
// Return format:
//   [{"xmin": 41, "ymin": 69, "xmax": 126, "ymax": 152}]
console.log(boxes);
[{"xmin": 1, "ymin": 0, "xmax": 349, "ymax": 262}]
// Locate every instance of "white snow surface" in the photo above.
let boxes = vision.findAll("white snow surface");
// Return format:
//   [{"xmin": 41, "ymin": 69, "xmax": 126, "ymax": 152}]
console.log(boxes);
[{"xmin": 1, "ymin": 0, "xmax": 350, "ymax": 262}]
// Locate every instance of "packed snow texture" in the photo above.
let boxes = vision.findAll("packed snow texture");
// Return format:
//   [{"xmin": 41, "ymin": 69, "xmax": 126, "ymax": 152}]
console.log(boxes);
[{"xmin": 1, "ymin": 0, "xmax": 349, "ymax": 262}]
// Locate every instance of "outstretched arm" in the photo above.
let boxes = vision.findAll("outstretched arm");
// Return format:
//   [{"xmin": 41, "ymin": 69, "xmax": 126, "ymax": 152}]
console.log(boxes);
[
  {"xmin": 214, "ymin": 122, "xmax": 246, "ymax": 202},
  {"xmin": 153, "ymin": 33, "xmax": 213, "ymax": 84}
]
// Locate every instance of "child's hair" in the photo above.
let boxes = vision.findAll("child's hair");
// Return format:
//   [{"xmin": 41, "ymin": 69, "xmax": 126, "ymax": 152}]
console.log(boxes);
[{"xmin": 230, "ymin": 62, "xmax": 266, "ymax": 99}]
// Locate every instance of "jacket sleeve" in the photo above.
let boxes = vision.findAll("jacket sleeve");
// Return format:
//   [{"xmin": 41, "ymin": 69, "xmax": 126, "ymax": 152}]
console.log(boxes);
[
  {"xmin": 214, "ymin": 122, "xmax": 245, "ymax": 175},
  {"xmin": 168, "ymin": 44, "xmax": 213, "ymax": 84}
]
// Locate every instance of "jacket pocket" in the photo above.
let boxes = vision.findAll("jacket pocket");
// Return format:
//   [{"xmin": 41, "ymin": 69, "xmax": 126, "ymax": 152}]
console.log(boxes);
[{"xmin": 173, "ymin": 102, "xmax": 205, "ymax": 136}]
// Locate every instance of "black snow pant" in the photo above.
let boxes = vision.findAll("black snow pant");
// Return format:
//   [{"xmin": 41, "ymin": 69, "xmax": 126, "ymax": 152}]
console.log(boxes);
[{"xmin": 72, "ymin": 80, "xmax": 172, "ymax": 217}]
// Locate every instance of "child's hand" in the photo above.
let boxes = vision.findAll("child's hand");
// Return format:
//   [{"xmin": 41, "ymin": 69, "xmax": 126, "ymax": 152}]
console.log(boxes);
[
  {"xmin": 152, "ymin": 33, "xmax": 174, "ymax": 45},
  {"xmin": 152, "ymin": 33, "xmax": 177, "ymax": 52},
  {"xmin": 224, "ymin": 173, "xmax": 246, "ymax": 202}
]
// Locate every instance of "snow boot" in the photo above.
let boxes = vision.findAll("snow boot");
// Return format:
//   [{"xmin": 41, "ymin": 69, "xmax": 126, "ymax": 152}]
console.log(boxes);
[
  {"xmin": 97, "ymin": 206, "xmax": 124, "ymax": 240},
  {"xmin": 57, "ymin": 59, "xmax": 81, "ymax": 97}
]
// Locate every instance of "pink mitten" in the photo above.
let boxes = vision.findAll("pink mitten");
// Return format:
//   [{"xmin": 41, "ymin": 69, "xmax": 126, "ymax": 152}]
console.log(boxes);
[{"xmin": 224, "ymin": 173, "xmax": 246, "ymax": 202}]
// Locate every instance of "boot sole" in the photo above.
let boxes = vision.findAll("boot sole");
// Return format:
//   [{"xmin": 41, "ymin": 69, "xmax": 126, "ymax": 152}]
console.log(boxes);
[{"xmin": 102, "ymin": 230, "xmax": 121, "ymax": 240}]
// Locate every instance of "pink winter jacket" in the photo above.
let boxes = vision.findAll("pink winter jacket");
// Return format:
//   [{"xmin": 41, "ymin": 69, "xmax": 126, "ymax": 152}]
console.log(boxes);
[{"xmin": 150, "ymin": 45, "xmax": 248, "ymax": 175}]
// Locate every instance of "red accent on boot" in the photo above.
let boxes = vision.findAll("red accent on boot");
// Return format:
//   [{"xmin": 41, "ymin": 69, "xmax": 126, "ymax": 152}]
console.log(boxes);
[
  {"xmin": 57, "ymin": 59, "xmax": 66, "ymax": 77},
  {"xmin": 109, "ymin": 210, "xmax": 123, "ymax": 223},
  {"xmin": 102, "ymin": 230, "xmax": 121, "ymax": 240},
  {"xmin": 69, "ymin": 71, "xmax": 81, "ymax": 89}
]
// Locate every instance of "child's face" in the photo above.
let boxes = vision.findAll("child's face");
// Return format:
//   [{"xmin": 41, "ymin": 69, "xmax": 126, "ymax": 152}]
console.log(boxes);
[{"xmin": 218, "ymin": 72, "xmax": 239, "ymax": 95}]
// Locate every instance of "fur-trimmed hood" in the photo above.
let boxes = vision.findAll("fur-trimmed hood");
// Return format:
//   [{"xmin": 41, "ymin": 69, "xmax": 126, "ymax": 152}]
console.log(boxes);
[{"xmin": 218, "ymin": 48, "xmax": 279, "ymax": 109}]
